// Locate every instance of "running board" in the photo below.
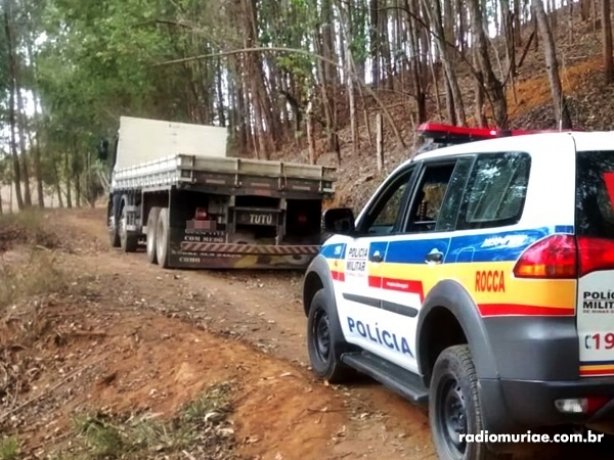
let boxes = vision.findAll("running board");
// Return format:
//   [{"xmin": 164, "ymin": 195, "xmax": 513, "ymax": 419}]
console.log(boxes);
[{"xmin": 341, "ymin": 351, "xmax": 429, "ymax": 404}]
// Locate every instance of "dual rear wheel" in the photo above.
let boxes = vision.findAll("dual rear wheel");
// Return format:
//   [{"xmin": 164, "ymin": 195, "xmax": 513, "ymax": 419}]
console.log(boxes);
[{"xmin": 146, "ymin": 206, "xmax": 170, "ymax": 268}]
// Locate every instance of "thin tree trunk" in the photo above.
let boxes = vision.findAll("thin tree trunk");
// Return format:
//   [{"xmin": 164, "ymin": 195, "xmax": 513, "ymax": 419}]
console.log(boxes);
[
  {"xmin": 533, "ymin": 0, "xmax": 572, "ymax": 128},
  {"xmin": 24, "ymin": 1, "xmax": 44, "ymax": 208},
  {"xmin": 14, "ymin": 60, "xmax": 32, "ymax": 208},
  {"xmin": 53, "ymin": 160, "xmax": 64, "ymax": 208},
  {"xmin": 64, "ymin": 151, "xmax": 73, "ymax": 209},
  {"xmin": 370, "ymin": 0, "xmax": 380, "ymax": 87},
  {"xmin": 469, "ymin": 0, "xmax": 508, "ymax": 127},
  {"xmin": 375, "ymin": 113, "xmax": 384, "ymax": 172},
  {"xmin": 3, "ymin": 0, "xmax": 24, "ymax": 211},
  {"xmin": 423, "ymin": 0, "xmax": 466, "ymax": 125},
  {"xmin": 473, "ymin": 50, "xmax": 487, "ymax": 126}
]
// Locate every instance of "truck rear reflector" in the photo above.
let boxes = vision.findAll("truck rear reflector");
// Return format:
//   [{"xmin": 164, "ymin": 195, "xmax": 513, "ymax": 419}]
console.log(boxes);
[{"xmin": 513, "ymin": 235, "xmax": 577, "ymax": 279}]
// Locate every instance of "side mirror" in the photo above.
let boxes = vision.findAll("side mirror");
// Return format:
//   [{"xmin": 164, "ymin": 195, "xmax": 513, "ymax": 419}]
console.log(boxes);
[{"xmin": 323, "ymin": 208, "xmax": 355, "ymax": 235}]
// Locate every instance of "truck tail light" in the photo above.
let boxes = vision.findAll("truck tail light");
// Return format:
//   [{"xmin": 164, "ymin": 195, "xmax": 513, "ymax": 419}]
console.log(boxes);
[
  {"xmin": 195, "ymin": 207, "xmax": 208, "ymax": 221},
  {"xmin": 513, "ymin": 235, "xmax": 577, "ymax": 279}
]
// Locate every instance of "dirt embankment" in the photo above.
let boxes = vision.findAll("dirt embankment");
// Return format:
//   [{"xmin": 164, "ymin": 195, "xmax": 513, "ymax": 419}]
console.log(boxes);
[{"xmin": 1, "ymin": 208, "xmax": 612, "ymax": 459}]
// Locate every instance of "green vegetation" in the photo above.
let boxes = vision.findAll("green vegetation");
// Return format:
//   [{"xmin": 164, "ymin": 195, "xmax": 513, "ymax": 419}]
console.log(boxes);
[
  {"xmin": 63, "ymin": 382, "xmax": 235, "ymax": 459},
  {"xmin": 0, "ymin": 437, "xmax": 19, "ymax": 460}
]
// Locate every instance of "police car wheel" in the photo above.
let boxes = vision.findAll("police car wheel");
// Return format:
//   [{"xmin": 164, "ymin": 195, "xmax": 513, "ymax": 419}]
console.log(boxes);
[
  {"xmin": 430, "ymin": 345, "xmax": 498, "ymax": 460},
  {"xmin": 307, "ymin": 290, "xmax": 354, "ymax": 384}
]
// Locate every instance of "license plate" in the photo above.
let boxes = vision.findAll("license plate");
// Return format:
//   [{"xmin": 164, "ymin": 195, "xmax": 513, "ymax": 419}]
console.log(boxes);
[{"xmin": 236, "ymin": 211, "xmax": 277, "ymax": 226}]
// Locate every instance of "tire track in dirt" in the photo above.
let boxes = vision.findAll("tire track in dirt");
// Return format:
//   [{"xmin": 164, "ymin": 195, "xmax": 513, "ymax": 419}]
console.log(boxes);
[{"xmin": 58, "ymin": 209, "xmax": 433, "ymax": 459}]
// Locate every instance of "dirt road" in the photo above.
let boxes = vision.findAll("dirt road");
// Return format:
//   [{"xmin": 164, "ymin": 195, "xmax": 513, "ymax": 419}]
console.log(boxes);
[{"xmin": 1, "ymin": 209, "xmax": 611, "ymax": 459}]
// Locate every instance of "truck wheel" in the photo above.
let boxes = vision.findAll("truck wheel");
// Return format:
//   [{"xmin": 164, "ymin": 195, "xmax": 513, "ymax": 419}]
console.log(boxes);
[
  {"xmin": 430, "ymin": 345, "xmax": 499, "ymax": 460},
  {"xmin": 146, "ymin": 207, "xmax": 161, "ymax": 264},
  {"xmin": 156, "ymin": 208, "xmax": 170, "ymax": 268},
  {"xmin": 108, "ymin": 195, "xmax": 121, "ymax": 248},
  {"xmin": 307, "ymin": 290, "xmax": 354, "ymax": 383},
  {"xmin": 119, "ymin": 201, "xmax": 138, "ymax": 252}
]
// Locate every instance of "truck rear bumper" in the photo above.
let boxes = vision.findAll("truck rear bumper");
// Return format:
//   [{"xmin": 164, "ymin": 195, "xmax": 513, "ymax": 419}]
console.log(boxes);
[
  {"xmin": 169, "ymin": 251, "xmax": 316, "ymax": 269},
  {"xmin": 480, "ymin": 377, "xmax": 614, "ymax": 433},
  {"xmin": 179, "ymin": 242, "xmax": 320, "ymax": 256}
]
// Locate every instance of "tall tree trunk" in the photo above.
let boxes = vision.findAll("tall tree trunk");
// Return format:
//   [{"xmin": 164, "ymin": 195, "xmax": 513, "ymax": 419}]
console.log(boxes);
[
  {"xmin": 581, "ymin": 0, "xmax": 591, "ymax": 20},
  {"xmin": 14, "ymin": 59, "xmax": 32, "ymax": 208},
  {"xmin": 533, "ymin": 0, "xmax": 572, "ymax": 128},
  {"xmin": 469, "ymin": 0, "xmax": 508, "ymax": 127},
  {"xmin": 473, "ymin": 50, "xmax": 487, "ymax": 126},
  {"xmin": 3, "ymin": 0, "xmax": 24, "ymax": 211},
  {"xmin": 603, "ymin": 0, "xmax": 614, "ymax": 82},
  {"xmin": 513, "ymin": 0, "xmax": 522, "ymax": 45},
  {"xmin": 423, "ymin": 0, "xmax": 466, "ymax": 125},
  {"xmin": 370, "ymin": 0, "xmax": 380, "ymax": 86},
  {"xmin": 53, "ymin": 160, "xmax": 64, "ymax": 208},
  {"xmin": 24, "ymin": 1, "xmax": 44, "ymax": 208}
]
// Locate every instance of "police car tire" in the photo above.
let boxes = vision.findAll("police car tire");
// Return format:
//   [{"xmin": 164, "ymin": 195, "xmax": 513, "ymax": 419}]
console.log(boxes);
[
  {"xmin": 307, "ymin": 290, "xmax": 354, "ymax": 384},
  {"xmin": 146, "ymin": 207, "xmax": 161, "ymax": 264},
  {"xmin": 430, "ymin": 345, "xmax": 499, "ymax": 460}
]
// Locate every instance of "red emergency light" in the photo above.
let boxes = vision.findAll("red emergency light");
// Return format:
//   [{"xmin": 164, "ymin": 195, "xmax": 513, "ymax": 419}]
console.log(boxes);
[
  {"xmin": 417, "ymin": 122, "xmax": 535, "ymax": 143},
  {"xmin": 414, "ymin": 122, "xmax": 569, "ymax": 153}
]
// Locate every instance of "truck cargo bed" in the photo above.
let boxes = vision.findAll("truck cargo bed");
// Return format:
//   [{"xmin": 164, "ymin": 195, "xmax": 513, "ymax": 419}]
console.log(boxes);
[{"xmin": 111, "ymin": 154, "xmax": 335, "ymax": 195}]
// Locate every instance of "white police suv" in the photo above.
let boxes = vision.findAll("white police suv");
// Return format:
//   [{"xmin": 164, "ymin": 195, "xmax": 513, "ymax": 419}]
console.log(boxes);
[{"xmin": 302, "ymin": 124, "xmax": 614, "ymax": 460}]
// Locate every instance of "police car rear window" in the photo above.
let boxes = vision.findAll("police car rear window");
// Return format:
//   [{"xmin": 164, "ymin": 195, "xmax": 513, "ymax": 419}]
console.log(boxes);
[
  {"xmin": 576, "ymin": 151, "xmax": 614, "ymax": 238},
  {"xmin": 458, "ymin": 152, "xmax": 531, "ymax": 229}
]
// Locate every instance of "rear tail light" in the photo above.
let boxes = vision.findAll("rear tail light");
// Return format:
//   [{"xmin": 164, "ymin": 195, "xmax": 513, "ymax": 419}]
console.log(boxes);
[
  {"xmin": 577, "ymin": 237, "xmax": 614, "ymax": 276},
  {"xmin": 195, "ymin": 207, "xmax": 208, "ymax": 221},
  {"xmin": 555, "ymin": 396, "xmax": 610, "ymax": 414},
  {"xmin": 514, "ymin": 235, "xmax": 577, "ymax": 279}
]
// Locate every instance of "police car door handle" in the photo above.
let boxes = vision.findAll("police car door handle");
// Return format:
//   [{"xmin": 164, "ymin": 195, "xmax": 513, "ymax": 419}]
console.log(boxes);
[
  {"xmin": 370, "ymin": 250, "xmax": 383, "ymax": 263},
  {"xmin": 425, "ymin": 248, "xmax": 444, "ymax": 264}
]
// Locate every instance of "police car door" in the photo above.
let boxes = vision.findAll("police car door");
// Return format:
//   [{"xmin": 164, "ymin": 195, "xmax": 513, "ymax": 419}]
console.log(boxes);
[
  {"xmin": 379, "ymin": 159, "xmax": 467, "ymax": 373},
  {"xmin": 338, "ymin": 167, "xmax": 416, "ymax": 359}
]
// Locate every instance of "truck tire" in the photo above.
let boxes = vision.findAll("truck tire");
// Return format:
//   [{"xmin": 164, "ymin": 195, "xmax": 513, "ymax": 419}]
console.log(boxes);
[
  {"xmin": 119, "ymin": 200, "xmax": 139, "ymax": 252},
  {"xmin": 146, "ymin": 207, "xmax": 161, "ymax": 264},
  {"xmin": 156, "ymin": 207, "xmax": 170, "ymax": 268},
  {"xmin": 108, "ymin": 195, "xmax": 121, "ymax": 248},
  {"xmin": 307, "ymin": 290, "xmax": 355, "ymax": 383},
  {"xmin": 429, "ymin": 345, "xmax": 500, "ymax": 460}
]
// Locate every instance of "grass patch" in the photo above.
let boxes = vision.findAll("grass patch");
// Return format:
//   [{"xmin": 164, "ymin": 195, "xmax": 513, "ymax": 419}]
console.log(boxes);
[
  {"xmin": 0, "ymin": 250, "xmax": 67, "ymax": 310},
  {"xmin": 0, "ymin": 210, "xmax": 59, "ymax": 253},
  {"xmin": 66, "ymin": 382, "xmax": 236, "ymax": 459},
  {"xmin": 0, "ymin": 437, "xmax": 19, "ymax": 460}
]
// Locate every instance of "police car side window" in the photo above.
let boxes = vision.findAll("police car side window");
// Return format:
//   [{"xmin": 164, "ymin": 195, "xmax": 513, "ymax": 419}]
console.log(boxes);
[
  {"xmin": 405, "ymin": 163, "xmax": 456, "ymax": 233},
  {"xmin": 458, "ymin": 152, "xmax": 531, "ymax": 229},
  {"xmin": 360, "ymin": 170, "xmax": 412, "ymax": 235}
]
